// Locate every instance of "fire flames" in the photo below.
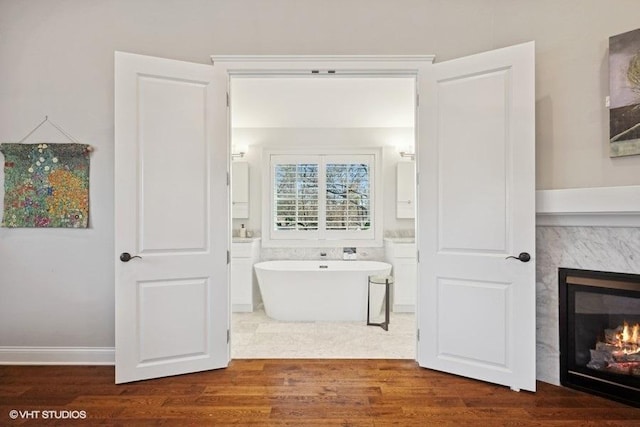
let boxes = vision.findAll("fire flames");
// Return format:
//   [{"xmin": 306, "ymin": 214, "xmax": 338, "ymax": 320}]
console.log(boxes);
[
  {"xmin": 587, "ymin": 321, "xmax": 640, "ymax": 376},
  {"xmin": 614, "ymin": 322, "xmax": 640, "ymax": 356}
]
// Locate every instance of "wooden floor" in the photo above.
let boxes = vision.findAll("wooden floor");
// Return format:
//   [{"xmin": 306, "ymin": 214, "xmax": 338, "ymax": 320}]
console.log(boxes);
[{"xmin": 1, "ymin": 360, "xmax": 639, "ymax": 426}]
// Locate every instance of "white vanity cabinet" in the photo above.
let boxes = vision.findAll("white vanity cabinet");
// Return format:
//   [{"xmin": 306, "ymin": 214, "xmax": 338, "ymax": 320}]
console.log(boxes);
[
  {"xmin": 384, "ymin": 238, "xmax": 416, "ymax": 313},
  {"xmin": 231, "ymin": 238, "xmax": 261, "ymax": 312},
  {"xmin": 232, "ymin": 161, "xmax": 249, "ymax": 218},
  {"xmin": 396, "ymin": 161, "xmax": 415, "ymax": 219}
]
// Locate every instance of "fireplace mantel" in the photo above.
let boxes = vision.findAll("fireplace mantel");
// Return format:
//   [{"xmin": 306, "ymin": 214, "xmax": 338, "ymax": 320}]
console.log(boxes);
[{"xmin": 536, "ymin": 185, "xmax": 640, "ymax": 227}]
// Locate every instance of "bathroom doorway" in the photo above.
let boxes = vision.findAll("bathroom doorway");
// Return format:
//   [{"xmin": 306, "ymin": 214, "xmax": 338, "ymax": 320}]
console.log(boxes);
[
  {"xmin": 114, "ymin": 47, "xmax": 535, "ymax": 387},
  {"xmin": 228, "ymin": 74, "xmax": 418, "ymax": 359}
]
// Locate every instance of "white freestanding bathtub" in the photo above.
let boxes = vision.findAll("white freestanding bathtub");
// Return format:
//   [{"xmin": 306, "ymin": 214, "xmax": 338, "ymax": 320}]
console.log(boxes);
[{"xmin": 254, "ymin": 260, "xmax": 392, "ymax": 321}]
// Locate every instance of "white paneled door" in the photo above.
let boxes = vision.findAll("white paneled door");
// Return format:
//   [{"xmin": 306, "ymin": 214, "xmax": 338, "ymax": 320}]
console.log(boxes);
[
  {"xmin": 114, "ymin": 52, "xmax": 229, "ymax": 383},
  {"xmin": 417, "ymin": 42, "xmax": 536, "ymax": 391}
]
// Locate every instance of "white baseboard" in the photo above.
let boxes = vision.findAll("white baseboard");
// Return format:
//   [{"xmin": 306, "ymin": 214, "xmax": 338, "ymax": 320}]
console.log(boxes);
[{"xmin": 0, "ymin": 346, "xmax": 115, "ymax": 365}]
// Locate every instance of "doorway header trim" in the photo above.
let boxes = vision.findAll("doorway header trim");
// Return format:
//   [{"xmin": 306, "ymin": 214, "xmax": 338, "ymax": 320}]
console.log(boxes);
[
  {"xmin": 210, "ymin": 55, "xmax": 435, "ymax": 76},
  {"xmin": 210, "ymin": 54, "xmax": 435, "ymax": 64}
]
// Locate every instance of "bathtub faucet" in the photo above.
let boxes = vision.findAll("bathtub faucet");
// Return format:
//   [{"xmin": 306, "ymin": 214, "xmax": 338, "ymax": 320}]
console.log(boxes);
[{"xmin": 343, "ymin": 247, "xmax": 357, "ymax": 260}]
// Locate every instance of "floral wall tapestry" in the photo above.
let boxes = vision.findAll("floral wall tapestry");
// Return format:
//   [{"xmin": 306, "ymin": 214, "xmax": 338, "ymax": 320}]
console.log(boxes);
[{"xmin": 1, "ymin": 143, "xmax": 90, "ymax": 228}]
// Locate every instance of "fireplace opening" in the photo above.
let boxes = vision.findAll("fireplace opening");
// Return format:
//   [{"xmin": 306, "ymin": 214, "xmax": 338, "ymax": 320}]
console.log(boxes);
[{"xmin": 559, "ymin": 268, "xmax": 640, "ymax": 407}]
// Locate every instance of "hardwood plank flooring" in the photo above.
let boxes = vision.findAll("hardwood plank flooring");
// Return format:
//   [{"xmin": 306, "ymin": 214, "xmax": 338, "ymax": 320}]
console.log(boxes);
[{"xmin": 1, "ymin": 360, "xmax": 639, "ymax": 426}]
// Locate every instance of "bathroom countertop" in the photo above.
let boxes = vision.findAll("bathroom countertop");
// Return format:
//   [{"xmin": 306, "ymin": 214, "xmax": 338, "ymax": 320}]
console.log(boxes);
[
  {"xmin": 232, "ymin": 237, "xmax": 261, "ymax": 243},
  {"xmin": 384, "ymin": 237, "xmax": 415, "ymax": 244}
]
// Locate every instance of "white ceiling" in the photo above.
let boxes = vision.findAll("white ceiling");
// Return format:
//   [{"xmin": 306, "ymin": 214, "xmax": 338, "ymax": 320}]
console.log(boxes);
[{"xmin": 230, "ymin": 77, "xmax": 415, "ymax": 128}]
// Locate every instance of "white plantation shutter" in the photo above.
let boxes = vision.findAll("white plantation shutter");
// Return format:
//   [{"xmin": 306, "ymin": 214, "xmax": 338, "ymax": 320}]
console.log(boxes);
[
  {"xmin": 274, "ymin": 163, "xmax": 319, "ymax": 231},
  {"xmin": 325, "ymin": 163, "xmax": 370, "ymax": 231}
]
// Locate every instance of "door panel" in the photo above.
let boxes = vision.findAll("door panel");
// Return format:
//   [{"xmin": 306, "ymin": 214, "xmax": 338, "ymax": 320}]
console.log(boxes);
[
  {"xmin": 115, "ymin": 51, "xmax": 229, "ymax": 384},
  {"xmin": 138, "ymin": 278, "xmax": 209, "ymax": 363},
  {"xmin": 138, "ymin": 76, "xmax": 209, "ymax": 253},
  {"xmin": 417, "ymin": 42, "xmax": 535, "ymax": 392},
  {"xmin": 438, "ymin": 69, "xmax": 509, "ymax": 253},
  {"xmin": 436, "ymin": 278, "xmax": 509, "ymax": 367}
]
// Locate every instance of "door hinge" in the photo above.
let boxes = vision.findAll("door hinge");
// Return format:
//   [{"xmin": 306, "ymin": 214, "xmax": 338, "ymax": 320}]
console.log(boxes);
[
  {"xmin": 227, "ymin": 171, "xmax": 230, "ymax": 186},
  {"xmin": 416, "ymin": 172, "xmax": 419, "ymax": 186},
  {"xmin": 416, "ymin": 250, "xmax": 420, "ymax": 263},
  {"xmin": 227, "ymin": 250, "xmax": 230, "ymax": 265},
  {"xmin": 227, "ymin": 329, "xmax": 230, "ymax": 344},
  {"xmin": 416, "ymin": 93, "xmax": 420, "ymax": 107},
  {"xmin": 417, "ymin": 329, "xmax": 420, "ymax": 341},
  {"xmin": 226, "ymin": 92, "xmax": 230, "ymax": 107}
]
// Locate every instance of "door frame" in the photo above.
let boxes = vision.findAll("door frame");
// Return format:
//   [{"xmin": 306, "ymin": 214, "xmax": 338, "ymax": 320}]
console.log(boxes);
[{"xmin": 216, "ymin": 54, "xmax": 434, "ymax": 362}]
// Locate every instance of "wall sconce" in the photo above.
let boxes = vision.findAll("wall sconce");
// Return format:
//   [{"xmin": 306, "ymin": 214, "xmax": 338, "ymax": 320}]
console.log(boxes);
[
  {"xmin": 399, "ymin": 151, "xmax": 415, "ymax": 160},
  {"xmin": 232, "ymin": 144, "xmax": 248, "ymax": 159},
  {"xmin": 397, "ymin": 143, "xmax": 415, "ymax": 160}
]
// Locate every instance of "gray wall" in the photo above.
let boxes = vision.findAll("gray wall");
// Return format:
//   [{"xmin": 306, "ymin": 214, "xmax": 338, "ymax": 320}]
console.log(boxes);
[{"xmin": 1, "ymin": 0, "xmax": 639, "ymax": 349}]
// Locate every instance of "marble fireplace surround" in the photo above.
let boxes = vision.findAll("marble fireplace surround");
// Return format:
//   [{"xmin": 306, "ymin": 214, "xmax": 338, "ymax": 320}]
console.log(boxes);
[{"xmin": 535, "ymin": 186, "xmax": 640, "ymax": 385}]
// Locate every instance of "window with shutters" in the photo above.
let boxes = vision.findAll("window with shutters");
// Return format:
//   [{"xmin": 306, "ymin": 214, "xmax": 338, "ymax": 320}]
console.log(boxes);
[
  {"xmin": 273, "ymin": 162, "xmax": 319, "ymax": 231},
  {"xmin": 325, "ymin": 161, "xmax": 370, "ymax": 231},
  {"xmin": 265, "ymin": 150, "xmax": 380, "ymax": 246}
]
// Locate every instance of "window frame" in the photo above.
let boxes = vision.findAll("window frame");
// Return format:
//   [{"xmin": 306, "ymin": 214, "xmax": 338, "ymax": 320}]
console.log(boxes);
[{"xmin": 262, "ymin": 147, "xmax": 383, "ymax": 248}]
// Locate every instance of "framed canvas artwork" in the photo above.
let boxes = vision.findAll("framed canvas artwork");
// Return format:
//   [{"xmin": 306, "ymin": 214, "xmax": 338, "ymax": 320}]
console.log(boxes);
[{"xmin": 609, "ymin": 28, "xmax": 640, "ymax": 157}]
